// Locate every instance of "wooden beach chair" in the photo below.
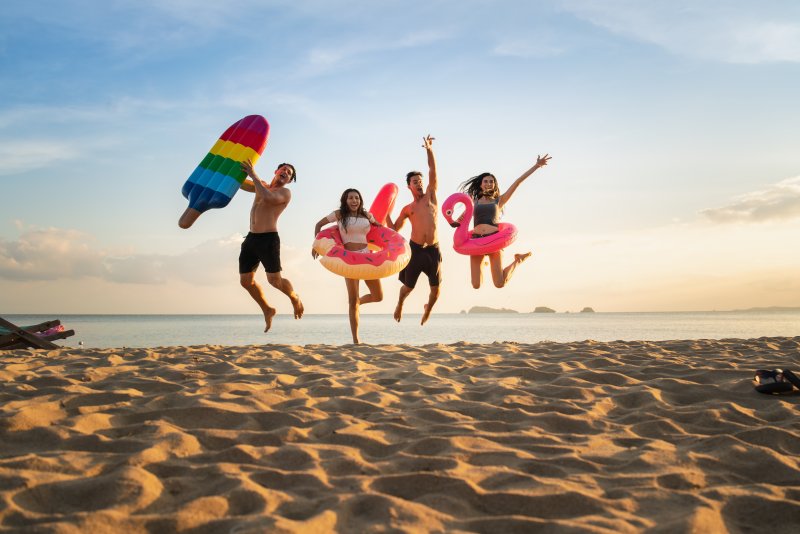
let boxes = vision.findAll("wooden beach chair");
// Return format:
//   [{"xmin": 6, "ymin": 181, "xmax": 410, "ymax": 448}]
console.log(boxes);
[{"xmin": 0, "ymin": 316, "xmax": 75, "ymax": 350}]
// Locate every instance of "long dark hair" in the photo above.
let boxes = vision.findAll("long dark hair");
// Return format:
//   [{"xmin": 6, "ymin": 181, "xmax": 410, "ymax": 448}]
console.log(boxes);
[
  {"xmin": 338, "ymin": 188, "xmax": 369, "ymax": 232},
  {"xmin": 459, "ymin": 172, "xmax": 499, "ymax": 200}
]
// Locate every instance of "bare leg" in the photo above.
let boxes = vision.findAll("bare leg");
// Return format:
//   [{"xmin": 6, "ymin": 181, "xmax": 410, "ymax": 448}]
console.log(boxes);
[
  {"xmin": 489, "ymin": 251, "xmax": 532, "ymax": 288},
  {"xmin": 503, "ymin": 252, "xmax": 532, "ymax": 285},
  {"xmin": 470, "ymin": 255, "xmax": 484, "ymax": 289},
  {"xmin": 240, "ymin": 272, "xmax": 276, "ymax": 332},
  {"xmin": 394, "ymin": 284, "xmax": 413, "ymax": 322},
  {"xmin": 420, "ymin": 285, "xmax": 441, "ymax": 325},
  {"xmin": 267, "ymin": 272, "xmax": 304, "ymax": 319},
  {"xmin": 345, "ymin": 278, "xmax": 361, "ymax": 344},
  {"xmin": 359, "ymin": 279, "xmax": 383, "ymax": 305}
]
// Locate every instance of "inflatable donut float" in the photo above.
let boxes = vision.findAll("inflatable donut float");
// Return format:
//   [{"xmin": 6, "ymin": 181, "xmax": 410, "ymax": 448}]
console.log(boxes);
[
  {"xmin": 313, "ymin": 184, "xmax": 411, "ymax": 280},
  {"xmin": 441, "ymin": 192, "xmax": 517, "ymax": 256},
  {"xmin": 179, "ymin": 115, "xmax": 270, "ymax": 229}
]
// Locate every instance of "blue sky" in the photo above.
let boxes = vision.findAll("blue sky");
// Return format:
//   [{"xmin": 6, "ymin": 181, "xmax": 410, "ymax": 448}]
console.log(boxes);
[{"xmin": 2, "ymin": 0, "xmax": 799, "ymax": 315}]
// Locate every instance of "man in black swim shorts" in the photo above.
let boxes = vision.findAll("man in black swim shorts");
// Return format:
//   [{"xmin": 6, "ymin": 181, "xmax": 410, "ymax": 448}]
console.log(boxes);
[
  {"xmin": 238, "ymin": 160, "xmax": 304, "ymax": 333},
  {"xmin": 387, "ymin": 135, "xmax": 442, "ymax": 325}
]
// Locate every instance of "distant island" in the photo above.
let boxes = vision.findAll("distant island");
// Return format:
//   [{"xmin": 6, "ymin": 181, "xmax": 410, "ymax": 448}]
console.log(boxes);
[
  {"xmin": 581, "ymin": 307, "xmax": 595, "ymax": 313},
  {"xmin": 532, "ymin": 307, "xmax": 556, "ymax": 313},
  {"xmin": 731, "ymin": 306, "xmax": 800, "ymax": 313},
  {"xmin": 468, "ymin": 306, "xmax": 519, "ymax": 314}
]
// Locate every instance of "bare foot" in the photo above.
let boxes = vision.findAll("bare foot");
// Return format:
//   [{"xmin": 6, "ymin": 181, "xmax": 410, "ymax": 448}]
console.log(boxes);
[
  {"xmin": 290, "ymin": 293, "xmax": 304, "ymax": 319},
  {"xmin": 263, "ymin": 307, "xmax": 277, "ymax": 333},
  {"xmin": 515, "ymin": 252, "xmax": 532, "ymax": 264},
  {"xmin": 394, "ymin": 303, "xmax": 403, "ymax": 322},
  {"xmin": 420, "ymin": 304, "xmax": 432, "ymax": 325}
]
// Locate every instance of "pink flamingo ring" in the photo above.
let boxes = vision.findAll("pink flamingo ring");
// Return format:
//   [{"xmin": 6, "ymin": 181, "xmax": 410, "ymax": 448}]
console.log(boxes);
[{"xmin": 441, "ymin": 192, "xmax": 517, "ymax": 256}]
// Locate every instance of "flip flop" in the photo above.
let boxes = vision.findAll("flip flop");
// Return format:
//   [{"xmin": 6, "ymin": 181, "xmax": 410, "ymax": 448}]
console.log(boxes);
[
  {"xmin": 753, "ymin": 369, "xmax": 794, "ymax": 395},
  {"xmin": 782, "ymin": 369, "xmax": 800, "ymax": 389}
]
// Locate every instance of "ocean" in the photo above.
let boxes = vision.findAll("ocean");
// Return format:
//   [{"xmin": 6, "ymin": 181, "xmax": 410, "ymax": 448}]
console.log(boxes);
[{"xmin": 5, "ymin": 310, "xmax": 800, "ymax": 348}]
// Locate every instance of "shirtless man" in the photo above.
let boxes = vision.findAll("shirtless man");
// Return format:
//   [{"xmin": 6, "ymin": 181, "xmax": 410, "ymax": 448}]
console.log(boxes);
[
  {"xmin": 388, "ymin": 135, "xmax": 441, "ymax": 325},
  {"xmin": 238, "ymin": 160, "xmax": 304, "ymax": 332}
]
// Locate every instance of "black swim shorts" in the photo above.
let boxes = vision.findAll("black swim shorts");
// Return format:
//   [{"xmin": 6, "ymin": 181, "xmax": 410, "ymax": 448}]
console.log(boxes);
[
  {"xmin": 398, "ymin": 241, "xmax": 441, "ymax": 289},
  {"xmin": 239, "ymin": 232, "xmax": 282, "ymax": 274}
]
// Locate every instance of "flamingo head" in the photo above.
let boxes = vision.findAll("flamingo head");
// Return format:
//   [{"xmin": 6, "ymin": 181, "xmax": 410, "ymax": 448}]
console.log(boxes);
[{"xmin": 441, "ymin": 192, "xmax": 472, "ymax": 229}]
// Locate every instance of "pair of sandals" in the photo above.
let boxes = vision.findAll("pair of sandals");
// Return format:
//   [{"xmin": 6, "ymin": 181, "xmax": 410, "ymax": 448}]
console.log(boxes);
[{"xmin": 753, "ymin": 369, "xmax": 800, "ymax": 395}]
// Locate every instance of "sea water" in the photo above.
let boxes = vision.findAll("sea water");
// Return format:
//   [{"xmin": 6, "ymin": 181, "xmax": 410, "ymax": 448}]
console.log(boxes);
[{"xmin": 6, "ymin": 311, "xmax": 800, "ymax": 348}]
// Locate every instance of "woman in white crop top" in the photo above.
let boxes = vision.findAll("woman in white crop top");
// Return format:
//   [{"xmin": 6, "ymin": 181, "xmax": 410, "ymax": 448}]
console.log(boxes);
[{"xmin": 313, "ymin": 188, "xmax": 383, "ymax": 343}]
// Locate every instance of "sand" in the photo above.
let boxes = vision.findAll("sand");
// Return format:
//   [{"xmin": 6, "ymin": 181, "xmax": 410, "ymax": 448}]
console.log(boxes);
[{"xmin": 1, "ymin": 337, "xmax": 799, "ymax": 533}]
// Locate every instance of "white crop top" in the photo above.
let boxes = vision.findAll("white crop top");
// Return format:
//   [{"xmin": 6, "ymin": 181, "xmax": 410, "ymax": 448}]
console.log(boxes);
[{"xmin": 327, "ymin": 211, "xmax": 376, "ymax": 245}]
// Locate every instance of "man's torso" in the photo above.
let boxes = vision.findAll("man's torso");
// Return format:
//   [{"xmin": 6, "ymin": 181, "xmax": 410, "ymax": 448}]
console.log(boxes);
[
  {"xmin": 250, "ymin": 193, "xmax": 288, "ymax": 233},
  {"xmin": 404, "ymin": 194, "xmax": 438, "ymax": 246}
]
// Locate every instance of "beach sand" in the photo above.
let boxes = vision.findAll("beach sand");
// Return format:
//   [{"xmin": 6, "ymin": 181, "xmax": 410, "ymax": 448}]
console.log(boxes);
[{"xmin": 1, "ymin": 337, "xmax": 799, "ymax": 533}]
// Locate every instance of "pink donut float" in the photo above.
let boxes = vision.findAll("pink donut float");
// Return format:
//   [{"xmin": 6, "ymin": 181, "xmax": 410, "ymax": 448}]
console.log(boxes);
[
  {"xmin": 313, "ymin": 183, "xmax": 411, "ymax": 280},
  {"xmin": 441, "ymin": 192, "xmax": 517, "ymax": 256}
]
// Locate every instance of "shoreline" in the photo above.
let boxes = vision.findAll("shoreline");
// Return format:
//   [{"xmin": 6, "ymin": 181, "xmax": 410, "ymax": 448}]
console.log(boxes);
[
  {"xmin": 4, "ymin": 312, "xmax": 800, "ymax": 349},
  {"xmin": 2, "ymin": 337, "xmax": 799, "ymax": 531}
]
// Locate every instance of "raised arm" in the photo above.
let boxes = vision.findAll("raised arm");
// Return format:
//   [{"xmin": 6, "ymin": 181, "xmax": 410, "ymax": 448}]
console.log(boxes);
[
  {"xmin": 497, "ymin": 153, "xmax": 551, "ymax": 209},
  {"xmin": 423, "ymin": 135, "xmax": 437, "ymax": 202},
  {"xmin": 240, "ymin": 160, "xmax": 288, "ymax": 204}
]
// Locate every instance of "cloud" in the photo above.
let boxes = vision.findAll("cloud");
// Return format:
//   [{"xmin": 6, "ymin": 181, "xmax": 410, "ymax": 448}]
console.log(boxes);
[
  {"xmin": 302, "ymin": 29, "xmax": 450, "ymax": 74},
  {"xmin": 2, "ymin": 1, "xmax": 272, "ymax": 56},
  {"xmin": 493, "ymin": 38, "xmax": 565, "ymax": 59},
  {"xmin": 0, "ymin": 227, "xmax": 107, "ymax": 281},
  {"xmin": 559, "ymin": 0, "xmax": 800, "ymax": 63},
  {"xmin": 0, "ymin": 141, "xmax": 79, "ymax": 176},
  {"xmin": 0, "ymin": 225, "xmax": 242, "ymax": 284},
  {"xmin": 701, "ymin": 176, "xmax": 800, "ymax": 223}
]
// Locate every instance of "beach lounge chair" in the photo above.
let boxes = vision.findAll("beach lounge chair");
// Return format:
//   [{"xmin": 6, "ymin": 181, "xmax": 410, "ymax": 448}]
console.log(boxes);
[{"xmin": 0, "ymin": 316, "xmax": 75, "ymax": 350}]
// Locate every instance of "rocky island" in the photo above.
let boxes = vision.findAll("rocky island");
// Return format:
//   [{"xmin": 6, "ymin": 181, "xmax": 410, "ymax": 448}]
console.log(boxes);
[{"xmin": 468, "ymin": 306, "xmax": 519, "ymax": 314}]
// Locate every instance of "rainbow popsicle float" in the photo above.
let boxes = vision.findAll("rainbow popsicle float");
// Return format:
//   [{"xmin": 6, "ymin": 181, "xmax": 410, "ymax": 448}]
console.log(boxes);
[{"xmin": 179, "ymin": 115, "xmax": 270, "ymax": 229}]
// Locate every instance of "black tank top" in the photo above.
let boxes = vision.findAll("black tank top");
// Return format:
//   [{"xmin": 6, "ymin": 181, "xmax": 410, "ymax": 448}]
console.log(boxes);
[{"xmin": 473, "ymin": 199, "xmax": 499, "ymax": 226}]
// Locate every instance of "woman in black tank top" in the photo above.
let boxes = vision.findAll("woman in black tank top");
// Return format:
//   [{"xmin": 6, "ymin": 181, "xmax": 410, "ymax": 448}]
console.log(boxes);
[{"xmin": 458, "ymin": 154, "xmax": 551, "ymax": 289}]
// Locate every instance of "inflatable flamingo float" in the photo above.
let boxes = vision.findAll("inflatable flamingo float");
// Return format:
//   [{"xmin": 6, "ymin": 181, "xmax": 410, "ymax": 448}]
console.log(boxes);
[{"xmin": 441, "ymin": 192, "xmax": 517, "ymax": 256}]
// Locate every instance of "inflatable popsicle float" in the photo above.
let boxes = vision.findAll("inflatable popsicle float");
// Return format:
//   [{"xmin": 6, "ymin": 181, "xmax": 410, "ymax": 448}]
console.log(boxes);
[{"xmin": 179, "ymin": 115, "xmax": 270, "ymax": 229}]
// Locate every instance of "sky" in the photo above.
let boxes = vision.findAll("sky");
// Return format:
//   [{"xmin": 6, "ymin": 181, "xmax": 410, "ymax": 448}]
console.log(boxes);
[{"xmin": 1, "ymin": 0, "xmax": 799, "ymax": 316}]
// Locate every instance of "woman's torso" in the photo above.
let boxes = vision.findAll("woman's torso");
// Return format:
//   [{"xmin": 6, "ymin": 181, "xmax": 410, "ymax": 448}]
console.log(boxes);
[
  {"xmin": 332, "ymin": 211, "xmax": 373, "ymax": 251},
  {"xmin": 472, "ymin": 198, "xmax": 500, "ymax": 235}
]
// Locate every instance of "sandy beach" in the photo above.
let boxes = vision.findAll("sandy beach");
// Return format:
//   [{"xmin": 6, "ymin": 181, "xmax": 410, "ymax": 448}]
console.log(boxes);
[{"xmin": 1, "ymin": 337, "xmax": 799, "ymax": 532}]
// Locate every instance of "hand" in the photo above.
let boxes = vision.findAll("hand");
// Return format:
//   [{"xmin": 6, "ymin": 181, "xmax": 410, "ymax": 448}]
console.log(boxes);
[
  {"xmin": 311, "ymin": 249, "xmax": 319, "ymax": 260},
  {"xmin": 535, "ymin": 153, "xmax": 552, "ymax": 167},
  {"xmin": 422, "ymin": 134, "xmax": 435, "ymax": 150},
  {"xmin": 240, "ymin": 159, "xmax": 255, "ymax": 176}
]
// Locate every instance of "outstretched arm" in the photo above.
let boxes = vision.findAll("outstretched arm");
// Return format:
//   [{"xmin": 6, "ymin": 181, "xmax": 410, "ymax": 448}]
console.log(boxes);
[
  {"xmin": 497, "ymin": 153, "xmax": 551, "ymax": 209},
  {"xmin": 423, "ymin": 135, "xmax": 437, "ymax": 202}
]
